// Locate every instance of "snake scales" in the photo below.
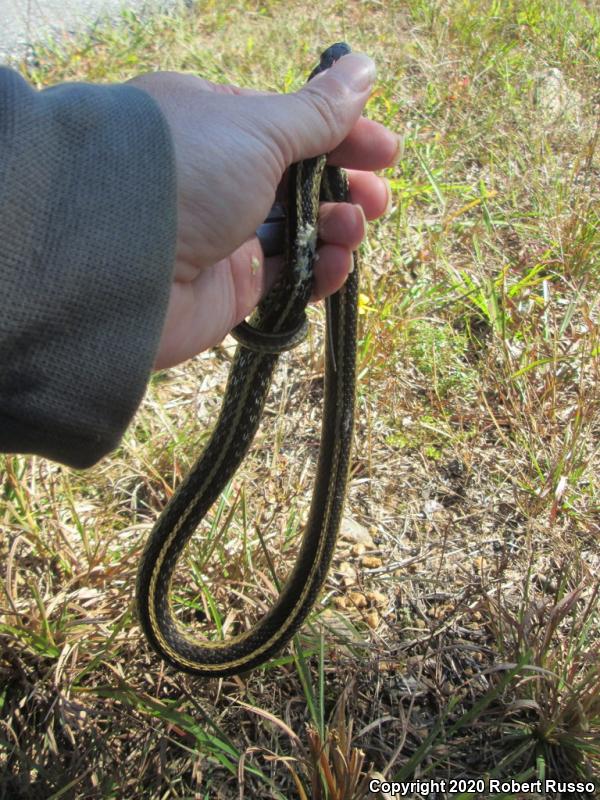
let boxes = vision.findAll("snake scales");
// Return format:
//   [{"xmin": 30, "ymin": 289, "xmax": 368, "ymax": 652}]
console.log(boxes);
[{"xmin": 136, "ymin": 42, "xmax": 359, "ymax": 676}]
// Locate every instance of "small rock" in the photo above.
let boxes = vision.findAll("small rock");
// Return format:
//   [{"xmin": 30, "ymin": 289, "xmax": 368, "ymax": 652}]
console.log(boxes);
[
  {"xmin": 365, "ymin": 610, "xmax": 380, "ymax": 629},
  {"xmin": 348, "ymin": 591, "xmax": 368, "ymax": 609},
  {"xmin": 533, "ymin": 67, "xmax": 582, "ymax": 123},
  {"xmin": 339, "ymin": 516, "xmax": 375, "ymax": 547},
  {"xmin": 337, "ymin": 561, "xmax": 357, "ymax": 587},
  {"xmin": 366, "ymin": 590, "xmax": 387, "ymax": 608},
  {"xmin": 473, "ymin": 556, "xmax": 487, "ymax": 572},
  {"xmin": 423, "ymin": 498, "xmax": 444, "ymax": 517}
]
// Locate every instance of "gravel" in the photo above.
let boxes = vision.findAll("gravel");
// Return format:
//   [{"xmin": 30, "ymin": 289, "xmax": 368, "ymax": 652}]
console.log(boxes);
[{"xmin": 0, "ymin": 0, "xmax": 181, "ymax": 63}]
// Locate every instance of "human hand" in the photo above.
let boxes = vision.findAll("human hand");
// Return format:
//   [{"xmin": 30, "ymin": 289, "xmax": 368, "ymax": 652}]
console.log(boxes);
[{"xmin": 129, "ymin": 52, "xmax": 399, "ymax": 370}]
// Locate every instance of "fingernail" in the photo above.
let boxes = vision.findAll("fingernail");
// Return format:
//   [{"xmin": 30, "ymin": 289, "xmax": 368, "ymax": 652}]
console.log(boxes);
[
  {"xmin": 392, "ymin": 134, "xmax": 404, "ymax": 165},
  {"xmin": 383, "ymin": 178, "xmax": 393, "ymax": 214},
  {"xmin": 317, "ymin": 52, "xmax": 376, "ymax": 93},
  {"xmin": 354, "ymin": 203, "xmax": 368, "ymax": 237}
]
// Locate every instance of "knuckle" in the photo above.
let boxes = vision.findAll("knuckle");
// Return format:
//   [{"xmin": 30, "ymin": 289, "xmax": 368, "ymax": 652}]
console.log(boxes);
[{"xmin": 301, "ymin": 85, "xmax": 343, "ymax": 139}]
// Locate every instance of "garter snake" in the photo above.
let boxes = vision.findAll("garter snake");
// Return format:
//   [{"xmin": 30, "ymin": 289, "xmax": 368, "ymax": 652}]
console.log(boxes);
[{"xmin": 136, "ymin": 42, "xmax": 359, "ymax": 676}]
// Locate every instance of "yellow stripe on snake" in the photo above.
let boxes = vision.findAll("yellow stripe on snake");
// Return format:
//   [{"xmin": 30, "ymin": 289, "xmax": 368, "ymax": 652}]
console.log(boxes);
[{"xmin": 136, "ymin": 43, "xmax": 359, "ymax": 676}]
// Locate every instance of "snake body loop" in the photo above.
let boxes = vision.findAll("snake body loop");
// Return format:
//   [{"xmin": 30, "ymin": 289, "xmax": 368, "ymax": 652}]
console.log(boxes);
[{"xmin": 136, "ymin": 43, "xmax": 359, "ymax": 676}]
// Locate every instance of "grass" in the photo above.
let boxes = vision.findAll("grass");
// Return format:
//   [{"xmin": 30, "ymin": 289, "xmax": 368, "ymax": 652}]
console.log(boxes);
[{"xmin": 1, "ymin": 0, "xmax": 599, "ymax": 797}]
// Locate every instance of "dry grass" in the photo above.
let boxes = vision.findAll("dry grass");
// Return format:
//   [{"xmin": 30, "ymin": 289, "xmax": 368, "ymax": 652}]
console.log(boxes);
[{"xmin": 1, "ymin": 1, "xmax": 599, "ymax": 798}]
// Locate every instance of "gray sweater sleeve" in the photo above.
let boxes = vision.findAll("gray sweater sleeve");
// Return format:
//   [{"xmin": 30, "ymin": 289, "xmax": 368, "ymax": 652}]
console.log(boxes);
[{"xmin": 0, "ymin": 67, "xmax": 177, "ymax": 468}]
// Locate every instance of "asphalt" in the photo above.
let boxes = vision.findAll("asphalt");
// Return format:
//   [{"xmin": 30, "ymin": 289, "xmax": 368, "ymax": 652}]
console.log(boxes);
[{"xmin": 0, "ymin": 0, "xmax": 179, "ymax": 63}]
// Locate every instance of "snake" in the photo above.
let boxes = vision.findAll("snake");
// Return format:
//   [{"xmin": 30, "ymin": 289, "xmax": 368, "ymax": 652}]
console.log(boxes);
[{"xmin": 136, "ymin": 42, "xmax": 359, "ymax": 676}]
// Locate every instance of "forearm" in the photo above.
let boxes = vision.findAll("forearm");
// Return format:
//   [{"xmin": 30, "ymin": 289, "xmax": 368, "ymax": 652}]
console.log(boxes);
[{"xmin": 0, "ymin": 67, "xmax": 177, "ymax": 468}]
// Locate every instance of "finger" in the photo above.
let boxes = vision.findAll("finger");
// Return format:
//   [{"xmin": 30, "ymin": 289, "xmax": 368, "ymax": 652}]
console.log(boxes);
[
  {"xmin": 209, "ymin": 75, "xmax": 400, "ymax": 174},
  {"xmin": 259, "ymin": 201, "xmax": 364, "ymax": 303},
  {"xmin": 318, "ymin": 202, "xmax": 366, "ymax": 251},
  {"xmin": 261, "ymin": 242, "xmax": 353, "ymax": 305},
  {"xmin": 261, "ymin": 184, "xmax": 386, "ymax": 305},
  {"xmin": 275, "ymin": 169, "xmax": 391, "ymax": 220},
  {"xmin": 245, "ymin": 247, "xmax": 353, "ymax": 306},
  {"xmin": 254, "ymin": 53, "xmax": 377, "ymax": 166},
  {"xmin": 345, "ymin": 171, "xmax": 393, "ymax": 220},
  {"xmin": 219, "ymin": 71, "xmax": 400, "ymax": 175},
  {"xmin": 311, "ymin": 244, "xmax": 354, "ymax": 302},
  {"xmin": 234, "ymin": 238, "xmax": 356, "ymax": 320},
  {"xmin": 327, "ymin": 117, "xmax": 401, "ymax": 172}
]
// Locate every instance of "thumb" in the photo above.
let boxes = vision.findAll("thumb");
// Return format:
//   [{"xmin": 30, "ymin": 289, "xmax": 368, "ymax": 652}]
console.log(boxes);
[{"xmin": 259, "ymin": 52, "xmax": 376, "ymax": 165}]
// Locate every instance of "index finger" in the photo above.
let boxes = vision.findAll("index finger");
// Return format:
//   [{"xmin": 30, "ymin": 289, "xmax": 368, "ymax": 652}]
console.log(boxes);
[{"xmin": 327, "ymin": 117, "xmax": 401, "ymax": 172}]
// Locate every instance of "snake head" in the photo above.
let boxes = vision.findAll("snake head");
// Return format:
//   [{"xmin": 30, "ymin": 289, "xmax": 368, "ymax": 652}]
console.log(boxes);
[{"xmin": 308, "ymin": 42, "xmax": 352, "ymax": 81}]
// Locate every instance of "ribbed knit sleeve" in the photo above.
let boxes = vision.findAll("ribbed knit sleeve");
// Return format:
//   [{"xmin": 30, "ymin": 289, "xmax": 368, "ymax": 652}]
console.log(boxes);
[{"xmin": 0, "ymin": 67, "xmax": 176, "ymax": 468}]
